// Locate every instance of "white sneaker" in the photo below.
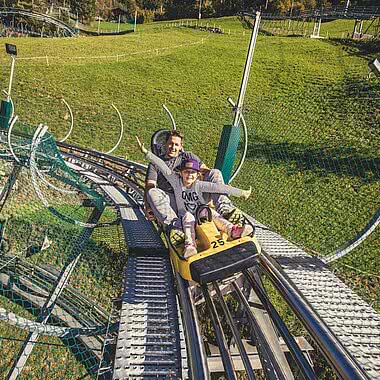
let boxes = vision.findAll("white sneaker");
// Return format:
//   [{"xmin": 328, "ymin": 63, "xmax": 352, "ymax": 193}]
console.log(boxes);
[{"xmin": 183, "ymin": 244, "xmax": 197, "ymax": 259}]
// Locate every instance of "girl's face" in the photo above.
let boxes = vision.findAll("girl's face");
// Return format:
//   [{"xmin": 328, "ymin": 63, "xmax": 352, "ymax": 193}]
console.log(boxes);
[{"xmin": 180, "ymin": 169, "xmax": 199, "ymax": 187}]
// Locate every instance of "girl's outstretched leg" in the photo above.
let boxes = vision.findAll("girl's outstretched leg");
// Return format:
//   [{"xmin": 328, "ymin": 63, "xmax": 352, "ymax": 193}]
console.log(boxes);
[{"xmin": 182, "ymin": 212, "xmax": 197, "ymax": 259}]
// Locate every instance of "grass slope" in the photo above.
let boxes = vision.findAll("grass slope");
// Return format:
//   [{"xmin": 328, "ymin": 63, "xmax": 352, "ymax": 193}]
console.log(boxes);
[{"xmin": 0, "ymin": 18, "xmax": 378, "ymax": 373}]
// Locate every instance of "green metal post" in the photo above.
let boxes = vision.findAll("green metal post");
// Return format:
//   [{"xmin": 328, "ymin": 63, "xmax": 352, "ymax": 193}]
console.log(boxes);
[
  {"xmin": 214, "ymin": 11, "xmax": 261, "ymax": 182},
  {"xmin": 214, "ymin": 125, "xmax": 240, "ymax": 183},
  {"xmin": 0, "ymin": 100, "xmax": 12, "ymax": 130}
]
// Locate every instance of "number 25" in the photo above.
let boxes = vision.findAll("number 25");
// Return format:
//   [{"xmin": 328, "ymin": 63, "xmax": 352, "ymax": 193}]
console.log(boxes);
[{"xmin": 211, "ymin": 239, "xmax": 225, "ymax": 249}]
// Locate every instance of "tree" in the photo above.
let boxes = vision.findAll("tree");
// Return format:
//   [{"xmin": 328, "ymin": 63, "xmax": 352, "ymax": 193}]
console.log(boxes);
[
  {"xmin": 70, "ymin": 0, "xmax": 96, "ymax": 23},
  {"xmin": 211, "ymin": 0, "xmax": 244, "ymax": 17},
  {"xmin": 14, "ymin": 0, "xmax": 48, "ymax": 11},
  {"xmin": 165, "ymin": 0, "xmax": 197, "ymax": 19}
]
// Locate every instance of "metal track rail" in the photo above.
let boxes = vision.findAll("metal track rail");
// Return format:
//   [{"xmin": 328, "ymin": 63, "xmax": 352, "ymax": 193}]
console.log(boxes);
[
  {"xmin": 64, "ymin": 159, "xmax": 187, "ymax": 379},
  {"xmin": 0, "ymin": 7, "xmax": 77, "ymax": 36},
  {"xmin": 243, "ymin": 6, "xmax": 380, "ymax": 20},
  {"xmin": 61, "ymin": 144, "xmax": 380, "ymax": 380},
  {"xmin": 249, "ymin": 216, "xmax": 380, "ymax": 380}
]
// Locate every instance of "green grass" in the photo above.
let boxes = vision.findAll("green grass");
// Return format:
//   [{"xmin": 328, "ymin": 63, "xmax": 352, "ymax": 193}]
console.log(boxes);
[
  {"xmin": 0, "ymin": 208, "xmax": 125, "ymax": 377},
  {"xmin": 85, "ymin": 20, "xmax": 133, "ymax": 33},
  {"xmin": 261, "ymin": 18, "xmax": 378, "ymax": 38},
  {"xmin": 0, "ymin": 153, "xmax": 124, "ymax": 376},
  {"xmin": 0, "ymin": 18, "xmax": 376, "ymax": 259},
  {"xmin": 0, "ymin": 15, "xmax": 378, "ymax": 376}
]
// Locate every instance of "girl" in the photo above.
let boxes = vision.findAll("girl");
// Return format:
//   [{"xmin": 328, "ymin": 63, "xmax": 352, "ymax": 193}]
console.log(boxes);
[{"xmin": 136, "ymin": 137, "xmax": 253, "ymax": 258}]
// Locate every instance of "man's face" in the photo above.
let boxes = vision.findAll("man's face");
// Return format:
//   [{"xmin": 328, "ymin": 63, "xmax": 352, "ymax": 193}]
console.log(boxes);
[{"xmin": 165, "ymin": 136, "xmax": 183, "ymax": 158}]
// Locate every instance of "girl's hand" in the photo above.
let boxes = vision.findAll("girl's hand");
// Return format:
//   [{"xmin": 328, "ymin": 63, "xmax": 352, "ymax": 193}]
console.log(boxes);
[
  {"xmin": 136, "ymin": 136, "xmax": 148, "ymax": 154},
  {"xmin": 241, "ymin": 186, "xmax": 252, "ymax": 199}
]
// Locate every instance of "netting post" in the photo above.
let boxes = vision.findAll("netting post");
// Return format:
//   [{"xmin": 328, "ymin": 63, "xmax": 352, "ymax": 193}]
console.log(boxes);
[
  {"xmin": 0, "ymin": 100, "xmax": 12, "ymax": 129},
  {"xmin": 215, "ymin": 125, "xmax": 240, "ymax": 183},
  {"xmin": 1, "ymin": 44, "xmax": 17, "ymax": 130},
  {"xmin": 214, "ymin": 11, "xmax": 261, "ymax": 183}
]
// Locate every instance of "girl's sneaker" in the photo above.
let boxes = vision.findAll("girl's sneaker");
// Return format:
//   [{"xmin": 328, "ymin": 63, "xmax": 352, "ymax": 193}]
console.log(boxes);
[
  {"xmin": 222, "ymin": 208, "xmax": 243, "ymax": 224},
  {"xmin": 169, "ymin": 227, "xmax": 185, "ymax": 246},
  {"xmin": 229, "ymin": 224, "xmax": 253, "ymax": 239},
  {"xmin": 183, "ymin": 243, "xmax": 197, "ymax": 259}
]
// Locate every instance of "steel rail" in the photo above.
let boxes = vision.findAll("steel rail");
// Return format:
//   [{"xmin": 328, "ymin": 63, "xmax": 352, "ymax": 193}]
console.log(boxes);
[
  {"xmin": 243, "ymin": 269, "xmax": 317, "ymax": 380},
  {"xmin": 0, "ymin": 307, "xmax": 118, "ymax": 337},
  {"xmin": 176, "ymin": 275, "xmax": 209, "ymax": 379},
  {"xmin": 58, "ymin": 140, "xmax": 147, "ymax": 173},
  {"xmin": 59, "ymin": 99, "xmax": 74, "ymax": 143},
  {"xmin": 7, "ymin": 116, "xmax": 21, "ymax": 164},
  {"xmin": 213, "ymin": 282, "xmax": 256, "ymax": 380},
  {"xmin": 0, "ymin": 260, "xmax": 114, "ymax": 328},
  {"xmin": 59, "ymin": 142, "xmax": 377, "ymax": 380},
  {"xmin": 105, "ymin": 104, "xmax": 124, "ymax": 155},
  {"xmin": 0, "ymin": 7, "xmax": 76, "ymax": 36},
  {"xmin": 323, "ymin": 207, "xmax": 380, "ymax": 264},
  {"xmin": 259, "ymin": 251, "xmax": 371, "ymax": 380},
  {"xmin": 162, "ymin": 104, "xmax": 177, "ymax": 130},
  {"xmin": 232, "ymin": 282, "xmax": 288, "ymax": 380},
  {"xmin": 63, "ymin": 152, "xmax": 145, "ymax": 202},
  {"xmin": 227, "ymin": 97, "xmax": 248, "ymax": 184},
  {"xmin": 202, "ymin": 285, "xmax": 237, "ymax": 380}
]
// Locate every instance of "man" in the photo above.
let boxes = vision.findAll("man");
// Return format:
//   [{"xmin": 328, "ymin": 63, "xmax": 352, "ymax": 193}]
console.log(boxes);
[{"xmin": 144, "ymin": 130, "xmax": 242, "ymax": 243}]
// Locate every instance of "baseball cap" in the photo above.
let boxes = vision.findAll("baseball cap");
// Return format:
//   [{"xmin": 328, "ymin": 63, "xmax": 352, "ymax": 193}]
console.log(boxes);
[{"xmin": 178, "ymin": 158, "xmax": 201, "ymax": 172}]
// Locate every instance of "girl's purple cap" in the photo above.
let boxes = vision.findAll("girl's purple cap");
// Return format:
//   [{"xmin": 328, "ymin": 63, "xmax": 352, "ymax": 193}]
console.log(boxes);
[{"xmin": 178, "ymin": 158, "xmax": 201, "ymax": 172}]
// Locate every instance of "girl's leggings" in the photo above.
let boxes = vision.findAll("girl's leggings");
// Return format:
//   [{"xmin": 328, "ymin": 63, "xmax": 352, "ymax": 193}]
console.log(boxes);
[{"xmin": 182, "ymin": 209, "xmax": 234, "ymax": 246}]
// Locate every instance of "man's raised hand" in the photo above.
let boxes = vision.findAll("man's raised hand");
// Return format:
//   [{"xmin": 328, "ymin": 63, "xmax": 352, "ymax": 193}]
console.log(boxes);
[
  {"xmin": 241, "ymin": 186, "xmax": 252, "ymax": 200},
  {"xmin": 136, "ymin": 136, "xmax": 148, "ymax": 154}
]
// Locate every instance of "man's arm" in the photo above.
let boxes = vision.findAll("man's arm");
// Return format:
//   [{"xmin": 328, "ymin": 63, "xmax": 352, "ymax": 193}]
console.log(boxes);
[{"xmin": 200, "ymin": 163, "xmax": 210, "ymax": 177}]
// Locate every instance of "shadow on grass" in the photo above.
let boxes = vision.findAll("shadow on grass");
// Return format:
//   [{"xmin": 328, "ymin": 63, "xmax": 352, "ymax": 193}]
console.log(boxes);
[
  {"xmin": 324, "ymin": 38, "xmax": 380, "ymax": 60},
  {"xmin": 247, "ymin": 137, "xmax": 380, "ymax": 183}
]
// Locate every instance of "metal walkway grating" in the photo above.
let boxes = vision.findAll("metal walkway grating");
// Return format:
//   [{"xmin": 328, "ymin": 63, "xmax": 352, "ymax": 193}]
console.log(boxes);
[
  {"xmin": 250, "ymin": 217, "xmax": 380, "ymax": 379},
  {"xmin": 113, "ymin": 255, "xmax": 187, "ymax": 379},
  {"xmin": 64, "ymin": 160, "xmax": 186, "ymax": 379}
]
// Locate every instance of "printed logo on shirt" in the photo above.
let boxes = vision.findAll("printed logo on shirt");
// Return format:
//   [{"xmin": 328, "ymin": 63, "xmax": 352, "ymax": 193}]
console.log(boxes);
[{"xmin": 182, "ymin": 190, "xmax": 200, "ymax": 213}]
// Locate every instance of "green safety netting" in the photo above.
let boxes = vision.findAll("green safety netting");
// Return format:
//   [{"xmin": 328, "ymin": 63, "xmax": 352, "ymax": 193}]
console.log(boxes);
[
  {"xmin": 0, "ymin": 120, "xmax": 126, "ymax": 379},
  {"xmin": 231, "ymin": 69, "xmax": 379, "ymax": 309}
]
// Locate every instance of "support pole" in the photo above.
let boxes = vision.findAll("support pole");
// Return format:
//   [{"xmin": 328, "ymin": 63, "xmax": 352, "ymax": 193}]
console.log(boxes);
[
  {"xmin": 1, "ymin": 45, "xmax": 17, "ymax": 130},
  {"xmin": 215, "ymin": 11, "xmax": 261, "ymax": 182},
  {"xmin": 7, "ymin": 56, "xmax": 15, "ymax": 102}
]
